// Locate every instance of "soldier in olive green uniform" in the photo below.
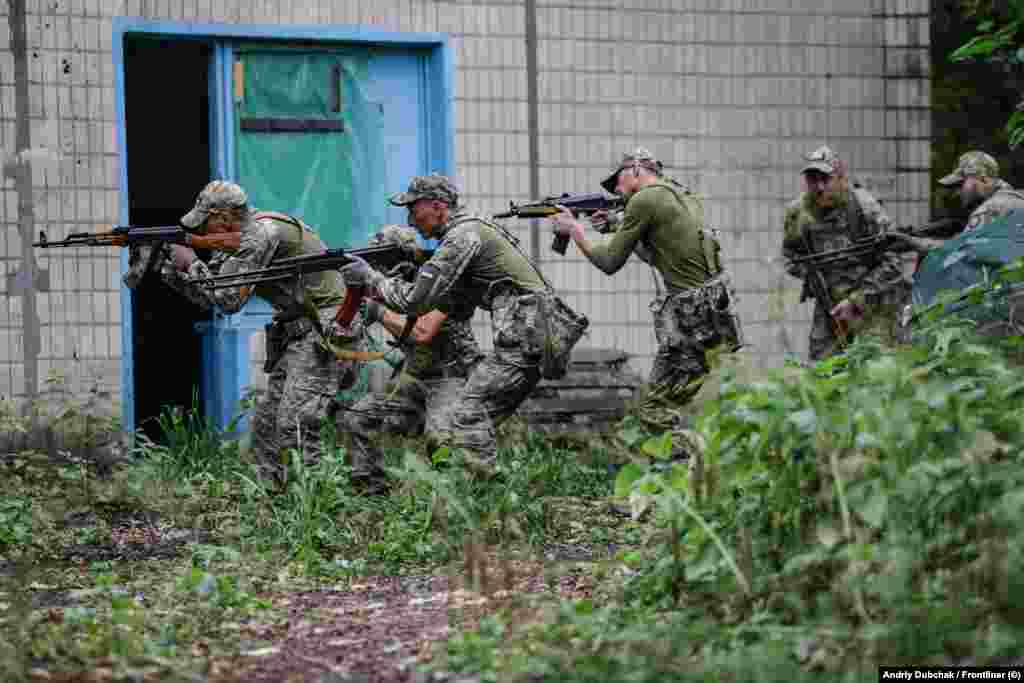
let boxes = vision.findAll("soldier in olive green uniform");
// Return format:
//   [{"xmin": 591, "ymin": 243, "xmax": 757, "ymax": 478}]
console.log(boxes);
[
  {"xmin": 782, "ymin": 146, "xmax": 909, "ymax": 361},
  {"xmin": 341, "ymin": 175, "xmax": 581, "ymax": 477},
  {"xmin": 550, "ymin": 148, "xmax": 742, "ymax": 436},
  {"xmin": 168, "ymin": 181, "xmax": 367, "ymax": 483},
  {"xmin": 339, "ymin": 225, "xmax": 484, "ymax": 494}
]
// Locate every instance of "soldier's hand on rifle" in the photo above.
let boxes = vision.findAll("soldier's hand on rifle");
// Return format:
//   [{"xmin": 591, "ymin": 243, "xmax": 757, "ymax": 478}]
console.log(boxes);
[
  {"xmin": 339, "ymin": 255, "xmax": 380, "ymax": 288},
  {"xmin": 549, "ymin": 206, "xmax": 584, "ymax": 241},
  {"xmin": 590, "ymin": 209, "xmax": 610, "ymax": 230},
  {"xmin": 887, "ymin": 231, "xmax": 943, "ymax": 254},
  {"xmin": 831, "ymin": 298, "xmax": 864, "ymax": 323},
  {"xmin": 169, "ymin": 244, "xmax": 197, "ymax": 271}
]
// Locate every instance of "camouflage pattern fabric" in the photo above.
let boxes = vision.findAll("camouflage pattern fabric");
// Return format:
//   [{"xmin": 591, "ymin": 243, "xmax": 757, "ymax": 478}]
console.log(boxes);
[
  {"xmin": 965, "ymin": 180, "xmax": 1024, "ymax": 232},
  {"xmin": 389, "ymin": 173, "xmax": 460, "ymax": 208},
  {"xmin": 183, "ymin": 213, "xmax": 344, "ymax": 312},
  {"xmin": 782, "ymin": 187, "xmax": 909, "ymax": 360},
  {"xmin": 429, "ymin": 293, "xmax": 542, "ymax": 466},
  {"xmin": 254, "ymin": 305, "xmax": 364, "ymax": 483},
  {"xmin": 375, "ymin": 213, "xmax": 547, "ymax": 317},
  {"xmin": 373, "ymin": 212, "xmax": 557, "ymax": 469},
  {"xmin": 174, "ymin": 210, "xmax": 362, "ymax": 481},
  {"xmin": 641, "ymin": 276, "xmax": 742, "ymax": 434},
  {"xmin": 340, "ymin": 315, "xmax": 483, "ymax": 483},
  {"xmin": 938, "ymin": 150, "xmax": 1000, "ymax": 187}
]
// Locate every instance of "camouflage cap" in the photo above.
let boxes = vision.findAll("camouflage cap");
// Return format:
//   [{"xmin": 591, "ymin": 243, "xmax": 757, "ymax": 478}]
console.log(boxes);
[
  {"xmin": 601, "ymin": 147, "xmax": 664, "ymax": 194},
  {"xmin": 180, "ymin": 180, "xmax": 249, "ymax": 229},
  {"xmin": 800, "ymin": 145, "xmax": 842, "ymax": 176},
  {"xmin": 389, "ymin": 174, "xmax": 459, "ymax": 207},
  {"xmin": 939, "ymin": 151, "xmax": 999, "ymax": 186}
]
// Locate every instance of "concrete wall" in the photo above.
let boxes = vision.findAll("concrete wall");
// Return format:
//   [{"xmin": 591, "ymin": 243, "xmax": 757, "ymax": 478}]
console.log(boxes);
[{"xmin": 0, "ymin": 0, "xmax": 930, "ymax": 408}]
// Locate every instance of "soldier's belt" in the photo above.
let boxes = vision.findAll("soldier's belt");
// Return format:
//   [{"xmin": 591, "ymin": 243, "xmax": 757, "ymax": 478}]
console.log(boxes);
[{"xmin": 661, "ymin": 274, "xmax": 732, "ymax": 307}]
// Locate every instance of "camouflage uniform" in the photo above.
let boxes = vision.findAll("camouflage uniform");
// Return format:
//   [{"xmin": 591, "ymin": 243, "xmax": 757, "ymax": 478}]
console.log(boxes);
[
  {"xmin": 938, "ymin": 151, "xmax": 1024, "ymax": 232},
  {"xmin": 783, "ymin": 146, "xmax": 910, "ymax": 360},
  {"xmin": 365, "ymin": 175, "xmax": 554, "ymax": 471},
  {"xmin": 172, "ymin": 181, "xmax": 366, "ymax": 480},
  {"xmin": 588, "ymin": 149, "xmax": 742, "ymax": 433},
  {"xmin": 340, "ymin": 227, "xmax": 484, "ymax": 486}
]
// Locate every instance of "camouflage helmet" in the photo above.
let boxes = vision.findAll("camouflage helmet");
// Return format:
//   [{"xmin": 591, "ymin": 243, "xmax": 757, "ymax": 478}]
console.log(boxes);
[
  {"xmin": 939, "ymin": 151, "xmax": 1000, "ymax": 187},
  {"xmin": 601, "ymin": 147, "xmax": 664, "ymax": 194},
  {"xmin": 389, "ymin": 173, "xmax": 459, "ymax": 207},
  {"xmin": 180, "ymin": 180, "xmax": 249, "ymax": 229},
  {"xmin": 800, "ymin": 145, "xmax": 842, "ymax": 176}
]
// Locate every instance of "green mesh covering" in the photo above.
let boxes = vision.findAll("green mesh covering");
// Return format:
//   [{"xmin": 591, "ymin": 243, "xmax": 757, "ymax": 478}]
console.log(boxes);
[
  {"xmin": 913, "ymin": 209, "xmax": 1024, "ymax": 323},
  {"xmin": 235, "ymin": 48, "xmax": 386, "ymax": 247}
]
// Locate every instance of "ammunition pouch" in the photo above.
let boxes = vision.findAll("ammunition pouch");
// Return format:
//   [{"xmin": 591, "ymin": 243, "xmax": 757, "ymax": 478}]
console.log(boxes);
[
  {"xmin": 495, "ymin": 291, "xmax": 589, "ymax": 380},
  {"xmin": 263, "ymin": 316, "xmax": 315, "ymax": 373},
  {"xmin": 651, "ymin": 274, "xmax": 743, "ymax": 353}
]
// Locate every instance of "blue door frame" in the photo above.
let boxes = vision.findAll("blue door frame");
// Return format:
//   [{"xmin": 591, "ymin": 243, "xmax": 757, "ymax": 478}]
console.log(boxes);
[{"xmin": 112, "ymin": 18, "xmax": 454, "ymax": 436}]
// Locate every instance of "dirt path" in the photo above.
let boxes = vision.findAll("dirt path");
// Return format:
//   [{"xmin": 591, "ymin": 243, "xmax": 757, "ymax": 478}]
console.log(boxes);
[{"xmin": 213, "ymin": 554, "xmax": 596, "ymax": 683}]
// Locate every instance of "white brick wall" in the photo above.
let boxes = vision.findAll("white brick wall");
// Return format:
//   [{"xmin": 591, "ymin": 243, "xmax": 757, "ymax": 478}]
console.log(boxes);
[{"xmin": 0, "ymin": 0, "xmax": 930, "ymax": 402}]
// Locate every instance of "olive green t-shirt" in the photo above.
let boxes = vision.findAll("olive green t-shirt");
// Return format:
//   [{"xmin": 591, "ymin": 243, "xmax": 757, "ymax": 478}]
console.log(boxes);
[{"xmin": 587, "ymin": 180, "xmax": 713, "ymax": 291}]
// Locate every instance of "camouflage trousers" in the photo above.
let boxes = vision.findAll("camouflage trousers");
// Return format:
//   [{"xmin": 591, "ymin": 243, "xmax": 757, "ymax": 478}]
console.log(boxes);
[
  {"xmin": 434, "ymin": 346, "xmax": 541, "ymax": 467},
  {"xmin": 340, "ymin": 371, "xmax": 467, "ymax": 481},
  {"xmin": 639, "ymin": 279, "xmax": 741, "ymax": 435},
  {"xmin": 251, "ymin": 309, "xmax": 361, "ymax": 483},
  {"xmin": 808, "ymin": 284, "xmax": 911, "ymax": 361}
]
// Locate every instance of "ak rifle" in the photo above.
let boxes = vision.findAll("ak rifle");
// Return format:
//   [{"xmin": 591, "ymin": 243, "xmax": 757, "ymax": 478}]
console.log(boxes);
[
  {"xmin": 788, "ymin": 218, "xmax": 962, "ymax": 351},
  {"xmin": 195, "ymin": 243, "xmax": 433, "ymax": 330},
  {"xmin": 787, "ymin": 218, "xmax": 964, "ymax": 272},
  {"xmin": 494, "ymin": 192, "xmax": 625, "ymax": 255},
  {"xmin": 33, "ymin": 225, "xmax": 242, "ymax": 252}
]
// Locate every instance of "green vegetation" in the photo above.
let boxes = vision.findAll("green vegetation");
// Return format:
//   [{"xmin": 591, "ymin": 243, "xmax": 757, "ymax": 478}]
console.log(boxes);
[{"xmin": 3, "ymin": 262, "xmax": 1023, "ymax": 681}]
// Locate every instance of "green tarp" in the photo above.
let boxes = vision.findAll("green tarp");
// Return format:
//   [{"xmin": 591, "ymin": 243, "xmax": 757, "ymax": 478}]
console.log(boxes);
[
  {"xmin": 912, "ymin": 209, "xmax": 1024, "ymax": 323},
  {"xmin": 235, "ymin": 49, "xmax": 386, "ymax": 247}
]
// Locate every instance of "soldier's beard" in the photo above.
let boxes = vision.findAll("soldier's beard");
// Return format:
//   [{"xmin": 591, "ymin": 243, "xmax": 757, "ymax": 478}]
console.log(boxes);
[
  {"xmin": 812, "ymin": 187, "xmax": 849, "ymax": 210},
  {"xmin": 960, "ymin": 187, "xmax": 985, "ymax": 211}
]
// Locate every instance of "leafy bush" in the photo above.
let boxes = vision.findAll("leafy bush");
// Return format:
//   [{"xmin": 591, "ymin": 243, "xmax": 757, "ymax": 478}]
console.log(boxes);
[{"xmin": 431, "ymin": 320, "xmax": 1024, "ymax": 681}]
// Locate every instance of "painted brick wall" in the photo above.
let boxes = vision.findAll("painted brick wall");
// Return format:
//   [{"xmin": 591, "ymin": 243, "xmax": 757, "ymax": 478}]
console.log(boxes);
[{"xmin": 0, "ymin": 0, "xmax": 930, "ymax": 408}]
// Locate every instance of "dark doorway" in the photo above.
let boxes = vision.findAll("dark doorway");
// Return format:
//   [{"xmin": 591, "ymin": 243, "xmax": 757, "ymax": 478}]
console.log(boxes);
[{"xmin": 124, "ymin": 37, "xmax": 212, "ymax": 443}]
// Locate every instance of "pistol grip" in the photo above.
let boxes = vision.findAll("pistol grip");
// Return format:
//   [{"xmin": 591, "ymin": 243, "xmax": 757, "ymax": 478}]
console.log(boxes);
[{"xmin": 551, "ymin": 233, "xmax": 569, "ymax": 255}]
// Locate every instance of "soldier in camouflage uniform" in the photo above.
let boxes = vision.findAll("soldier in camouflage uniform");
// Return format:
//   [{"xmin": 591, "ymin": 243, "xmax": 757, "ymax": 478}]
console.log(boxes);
[
  {"xmin": 550, "ymin": 148, "xmax": 742, "ymax": 438},
  {"xmin": 939, "ymin": 151, "xmax": 1024, "ymax": 232},
  {"xmin": 340, "ymin": 174, "xmax": 561, "ymax": 478},
  {"xmin": 782, "ymin": 145, "xmax": 910, "ymax": 361},
  {"xmin": 167, "ymin": 180, "xmax": 367, "ymax": 484},
  {"xmin": 339, "ymin": 225, "xmax": 484, "ymax": 494}
]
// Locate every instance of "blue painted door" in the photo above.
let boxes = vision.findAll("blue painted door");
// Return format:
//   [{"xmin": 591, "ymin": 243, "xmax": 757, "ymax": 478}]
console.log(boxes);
[{"xmin": 202, "ymin": 43, "xmax": 432, "ymax": 432}]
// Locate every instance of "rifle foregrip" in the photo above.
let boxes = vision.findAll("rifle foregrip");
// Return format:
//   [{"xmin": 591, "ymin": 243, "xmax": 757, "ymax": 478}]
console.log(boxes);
[
  {"xmin": 335, "ymin": 285, "xmax": 366, "ymax": 328},
  {"xmin": 551, "ymin": 233, "xmax": 569, "ymax": 255}
]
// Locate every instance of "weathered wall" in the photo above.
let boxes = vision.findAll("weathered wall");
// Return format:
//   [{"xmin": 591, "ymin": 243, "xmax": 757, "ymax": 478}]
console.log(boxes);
[{"xmin": 0, "ymin": 0, "xmax": 931, "ymax": 410}]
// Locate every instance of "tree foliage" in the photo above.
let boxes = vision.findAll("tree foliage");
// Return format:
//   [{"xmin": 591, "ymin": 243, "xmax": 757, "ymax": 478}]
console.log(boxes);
[{"xmin": 953, "ymin": 0, "xmax": 1024, "ymax": 147}]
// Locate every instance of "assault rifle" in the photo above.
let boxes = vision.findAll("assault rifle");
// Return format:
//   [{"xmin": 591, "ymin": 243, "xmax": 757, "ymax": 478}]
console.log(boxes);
[
  {"xmin": 494, "ymin": 192, "xmax": 625, "ymax": 255},
  {"xmin": 33, "ymin": 225, "xmax": 242, "ymax": 252},
  {"xmin": 194, "ymin": 243, "xmax": 434, "ymax": 332},
  {"xmin": 787, "ymin": 218, "xmax": 962, "ymax": 350},
  {"xmin": 787, "ymin": 218, "xmax": 964, "ymax": 273}
]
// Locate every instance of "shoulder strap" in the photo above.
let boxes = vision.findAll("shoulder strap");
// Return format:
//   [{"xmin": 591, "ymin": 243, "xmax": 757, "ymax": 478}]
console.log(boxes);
[
  {"xmin": 470, "ymin": 214, "xmax": 556, "ymax": 293},
  {"xmin": 649, "ymin": 182, "xmax": 722, "ymax": 277}
]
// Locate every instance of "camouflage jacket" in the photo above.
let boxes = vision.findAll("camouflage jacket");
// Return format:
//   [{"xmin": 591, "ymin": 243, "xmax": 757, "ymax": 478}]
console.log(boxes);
[
  {"xmin": 401, "ymin": 312, "xmax": 483, "ymax": 378},
  {"xmin": 123, "ymin": 244, "xmax": 218, "ymax": 313},
  {"xmin": 782, "ymin": 187, "xmax": 907, "ymax": 307},
  {"xmin": 375, "ymin": 212, "xmax": 547, "ymax": 320},
  {"xmin": 965, "ymin": 180, "xmax": 1024, "ymax": 231},
  {"xmin": 179, "ymin": 212, "xmax": 345, "ymax": 317}
]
